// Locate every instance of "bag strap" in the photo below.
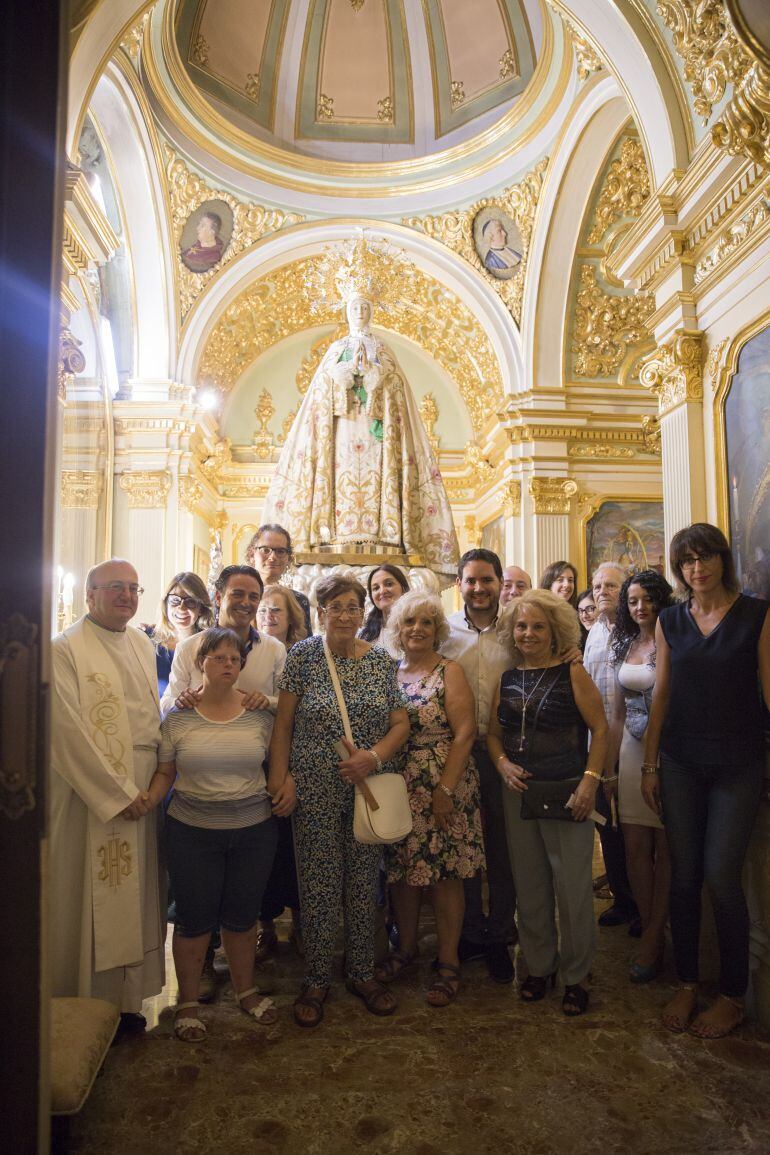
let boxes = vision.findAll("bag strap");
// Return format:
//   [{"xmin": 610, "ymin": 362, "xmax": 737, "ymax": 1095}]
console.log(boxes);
[{"xmin": 322, "ymin": 638, "xmax": 379, "ymax": 812}]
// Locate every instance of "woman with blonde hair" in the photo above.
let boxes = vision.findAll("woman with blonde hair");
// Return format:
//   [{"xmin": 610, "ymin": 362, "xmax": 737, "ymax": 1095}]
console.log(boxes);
[
  {"xmin": 256, "ymin": 584, "xmax": 309, "ymax": 652},
  {"xmin": 488, "ymin": 589, "xmax": 608, "ymax": 1016},
  {"xmin": 375, "ymin": 591, "xmax": 483, "ymax": 1006},
  {"xmin": 143, "ymin": 572, "xmax": 213, "ymax": 696}
]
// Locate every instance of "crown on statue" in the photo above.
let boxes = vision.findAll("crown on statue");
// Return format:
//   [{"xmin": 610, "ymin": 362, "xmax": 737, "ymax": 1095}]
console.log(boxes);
[{"xmin": 308, "ymin": 230, "xmax": 413, "ymax": 314}]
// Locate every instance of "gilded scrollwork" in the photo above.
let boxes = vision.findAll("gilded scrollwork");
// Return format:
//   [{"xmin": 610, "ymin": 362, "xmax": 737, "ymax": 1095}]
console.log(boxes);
[
  {"xmin": 200, "ymin": 438, "xmax": 233, "ymax": 483},
  {"xmin": 463, "ymin": 442, "xmax": 495, "ymax": 482},
  {"xmin": 695, "ymin": 195, "xmax": 770, "ymax": 282},
  {"xmin": 119, "ymin": 11, "xmax": 149, "ymax": 67},
  {"xmin": 61, "ymin": 470, "xmax": 102, "ymax": 509},
  {"xmin": 712, "ymin": 61, "xmax": 770, "ymax": 166},
  {"xmin": 587, "ymin": 138, "xmax": 651, "ymax": 245},
  {"xmin": 568, "ymin": 443, "xmax": 635, "ymax": 458},
  {"xmin": 418, "ymin": 392, "xmax": 440, "ymax": 455},
  {"xmin": 657, "ymin": 0, "xmax": 750, "ymax": 122},
  {"xmin": 403, "ymin": 157, "xmax": 548, "ymax": 325},
  {"xmin": 641, "ymin": 414, "xmax": 662, "ymax": 454},
  {"xmin": 499, "ymin": 50, "xmax": 516, "ymax": 80},
  {"xmin": 571, "ymin": 265, "xmax": 654, "ymax": 378},
  {"xmin": 118, "ymin": 470, "xmax": 172, "ymax": 508},
  {"xmin": 501, "ymin": 479, "xmax": 522, "ymax": 517},
  {"xmin": 252, "ymin": 390, "xmax": 277, "ymax": 462},
  {"xmin": 178, "ymin": 475, "xmax": 203, "ymax": 513},
  {"xmin": 639, "ymin": 330, "xmax": 704, "ymax": 417},
  {"xmin": 164, "ymin": 146, "xmax": 304, "ymax": 317},
  {"xmin": 529, "ymin": 477, "xmax": 579, "ymax": 515},
  {"xmin": 560, "ymin": 14, "xmax": 604, "ymax": 81},
  {"xmin": 706, "ymin": 336, "xmax": 730, "ymax": 382}
]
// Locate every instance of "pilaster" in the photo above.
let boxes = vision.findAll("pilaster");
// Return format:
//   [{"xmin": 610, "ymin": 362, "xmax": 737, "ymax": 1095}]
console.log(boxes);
[{"xmin": 527, "ymin": 477, "xmax": 578, "ymax": 579}]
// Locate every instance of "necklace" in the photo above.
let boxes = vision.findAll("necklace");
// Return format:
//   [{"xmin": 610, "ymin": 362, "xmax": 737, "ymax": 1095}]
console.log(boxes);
[{"xmin": 516, "ymin": 666, "xmax": 553, "ymax": 753}]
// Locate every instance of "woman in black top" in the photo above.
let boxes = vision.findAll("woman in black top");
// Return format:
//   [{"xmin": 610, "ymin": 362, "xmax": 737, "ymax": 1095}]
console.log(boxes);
[{"xmin": 643, "ymin": 523, "xmax": 770, "ymax": 1038}]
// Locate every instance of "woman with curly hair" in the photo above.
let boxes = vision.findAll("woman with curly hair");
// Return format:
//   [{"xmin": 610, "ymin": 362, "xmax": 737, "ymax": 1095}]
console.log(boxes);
[
  {"xmin": 539, "ymin": 561, "xmax": 579, "ymax": 610},
  {"xmin": 359, "ymin": 564, "xmax": 410, "ymax": 656},
  {"xmin": 488, "ymin": 589, "xmax": 608, "ymax": 1016},
  {"xmin": 604, "ymin": 570, "xmax": 673, "ymax": 982}
]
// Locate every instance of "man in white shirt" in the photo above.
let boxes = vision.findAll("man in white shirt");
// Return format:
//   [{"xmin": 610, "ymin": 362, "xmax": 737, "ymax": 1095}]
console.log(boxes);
[
  {"xmin": 500, "ymin": 565, "xmax": 532, "ymax": 607},
  {"xmin": 441, "ymin": 549, "xmax": 516, "ymax": 982},
  {"xmin": 583, "ymin": 562, "xmax": 638, "ymax": 929}
]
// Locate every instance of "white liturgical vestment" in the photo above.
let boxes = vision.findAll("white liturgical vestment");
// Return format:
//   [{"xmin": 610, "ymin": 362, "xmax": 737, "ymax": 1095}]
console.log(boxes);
[{"xmin": 50, "ymin": 616, "xmax": 164, "ymax": 1013}]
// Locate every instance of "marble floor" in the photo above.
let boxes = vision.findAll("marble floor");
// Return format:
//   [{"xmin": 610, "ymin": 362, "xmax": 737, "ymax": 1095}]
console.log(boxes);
[{"xmin": 58, "ymin": 886, "xmax": 770, "ymax": 1155}]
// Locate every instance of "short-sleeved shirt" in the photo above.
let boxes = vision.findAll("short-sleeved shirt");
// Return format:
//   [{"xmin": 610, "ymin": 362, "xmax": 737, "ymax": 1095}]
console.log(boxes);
[
  {"xmin": 278, "ymin": 635, "xmax": 403, "ymax": 800},
  {"xmin": 659, "ymin": 594, "xmax": 769, "ymax": 766},
  {"xmin": 159, "ymin": 707, "xmax": 271, "ymax": 828},
  {"xmin": 441, "ymin": 608, "xmax": 511, "ymax": 737}
]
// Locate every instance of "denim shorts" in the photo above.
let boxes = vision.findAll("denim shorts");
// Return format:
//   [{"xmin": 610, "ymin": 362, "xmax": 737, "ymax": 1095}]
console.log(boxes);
[{"xmin": 166, "ymin": 814, "xmax": 278, "ymax": 937}]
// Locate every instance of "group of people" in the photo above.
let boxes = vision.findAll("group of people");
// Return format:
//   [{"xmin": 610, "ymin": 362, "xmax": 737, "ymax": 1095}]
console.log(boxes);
[{"xmin": 50, "ymin": 521, "xmax": 769, "ymax": 1044}]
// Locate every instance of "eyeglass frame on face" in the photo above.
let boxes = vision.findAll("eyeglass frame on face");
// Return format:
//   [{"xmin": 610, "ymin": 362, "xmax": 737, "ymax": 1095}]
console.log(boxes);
[
  {"xmin": 680, "ymin": 551, "xmax": 717, "ymax": 570},
  {"xmin": 323, "ymin": 602, "xmax": 363, "ymax": 619},
  {"xmin": 257, "ymin": 604, "xmax": 285, "ymax": 619},
  {"xmin": 167, "ymin": 594, "xmax": 201, "ymax": 610},
  {"xmin": 204, "ymin": 651, "xmax": 242, "ymax": 667},
  {"xmin": 578, "ymin": 604, "xmax": 597, "ymax": 618},
  {"xmin": 90, "ymin": 582, "xmax": 144, "ymax": 596},
  {"xmin": 255, "ymin": 545, "xmax": 290, "ymax": 559}
]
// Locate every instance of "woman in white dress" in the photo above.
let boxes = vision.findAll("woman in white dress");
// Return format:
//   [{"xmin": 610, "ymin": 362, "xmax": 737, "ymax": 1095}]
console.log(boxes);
[{"xmin": 604, "ymin": 570, "xmax": 673, "ymax": 982}]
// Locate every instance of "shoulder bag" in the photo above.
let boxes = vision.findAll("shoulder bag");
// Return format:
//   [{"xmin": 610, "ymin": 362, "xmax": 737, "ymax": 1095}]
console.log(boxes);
[{"xmin": 323, "ymin": 639, "xmax": 412, "ymax": 845}]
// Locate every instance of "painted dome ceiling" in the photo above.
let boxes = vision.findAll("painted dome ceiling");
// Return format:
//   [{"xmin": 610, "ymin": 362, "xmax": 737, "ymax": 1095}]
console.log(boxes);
[{"xmin": 170, "ymin": 0, "xmax": 539, "ymax": 162}]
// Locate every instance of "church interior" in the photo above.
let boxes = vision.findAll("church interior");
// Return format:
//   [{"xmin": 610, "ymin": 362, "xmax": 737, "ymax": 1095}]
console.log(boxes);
[{"xmin": 2, "ymin": 0, "xmax": 770, "ymax": 1150}]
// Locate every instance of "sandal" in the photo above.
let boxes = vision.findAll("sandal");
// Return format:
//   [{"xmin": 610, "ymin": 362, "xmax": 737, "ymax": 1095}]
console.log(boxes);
[
  {"xmin": 254, "ymin": 925, "xmax": 278, "ymax": 963},
  {"xmin": 662, "ymin": 984, "xmax": 698, "ymax": 1033},
  {"xmin": 562, "ymin": 983, "xmax": 590, "ymax": 1016},
  {"xmin": 426, "ymin": 963, "xmax": 461, "ymax": 1008},
  {"xmin": 520, "ymin": 971, "xmax": 557, "ymax": 1003},
  {"xmin": 345, "ymin": 978, "xmax": 397, "ymax": 1016},
  {"xmin": 174, "ymin": 1002, "xmax": 207, "ymax": 1043},
  {"xmin": 237, "ymin": 986, "xmax": 278, "ymax": 1026},
  {"xmin": 293, "ymin": 986, "xmax": 329, "ymax": 1029},
  {"xmin": 688, "ymin": 994, "xmax": 744, "ymax": 1039},
  {"xmin": 374, "ymin": 948, "xmax": 416, "ymax": 985}
]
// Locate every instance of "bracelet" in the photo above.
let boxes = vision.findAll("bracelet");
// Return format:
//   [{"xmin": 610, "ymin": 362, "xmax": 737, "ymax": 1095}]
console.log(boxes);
[
  {"xmin": 583, "ymin": 769, "xmax": 603, "ymax": 782},
  {"xmin": 603, "ymin": 774, "xmax": 619, "ymax": 784},
  {"xmin": 641, "ymin": 765, "xmax": 659, "ymax": 775},
  {"xmin": 496, "ymin": 753, "xmax": 507, "ymax": 765},
  {"xmin": 368, "ymin": 748, "xmax": 383, "ymax": 772},
  {"xmin": 436, "ymin": 783, "xmax": 453, "ymax": 798}
]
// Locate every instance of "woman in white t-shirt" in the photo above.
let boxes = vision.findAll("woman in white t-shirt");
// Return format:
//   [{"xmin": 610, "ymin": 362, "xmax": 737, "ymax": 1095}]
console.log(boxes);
[{"xmin": 146, "ymin": 627, "xmax": 278, "ymax": 1042}]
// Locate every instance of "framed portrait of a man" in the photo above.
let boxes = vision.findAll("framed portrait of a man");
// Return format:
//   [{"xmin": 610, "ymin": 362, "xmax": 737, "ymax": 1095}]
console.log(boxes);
[
  {"xmin": 180, "ymin": 199, "xmax": 234, "ymax": 274},
  {"xmin": 473, "ymin": 208, "xmax": 523, "ymax": 280}
]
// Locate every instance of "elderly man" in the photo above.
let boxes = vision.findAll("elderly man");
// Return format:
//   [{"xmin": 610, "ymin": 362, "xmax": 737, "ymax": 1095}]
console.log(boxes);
[
  {"xmin": 583, "ymin": 562, "xmax": 638, "ymax": 929},
  {"xmin": 500, "ymin": 565, "xmax": 532, "ymax": 607},
  {"xmin": 50, "ymin": 559, "xmax": 164, "ymax": 1032}
]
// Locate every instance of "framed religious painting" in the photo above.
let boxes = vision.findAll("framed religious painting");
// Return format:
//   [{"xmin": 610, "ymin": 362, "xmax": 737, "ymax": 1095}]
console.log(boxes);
[
  {"xmin": 472, "ymin": 208, "xmax": 523, "ymax": 281},
  {"xmin": 585, "ymin": 499, "xmax": 665, "ymax": 581},
  {"xmin": 180, "ymin": 199, "xmax": 234, "ymax": 274}
]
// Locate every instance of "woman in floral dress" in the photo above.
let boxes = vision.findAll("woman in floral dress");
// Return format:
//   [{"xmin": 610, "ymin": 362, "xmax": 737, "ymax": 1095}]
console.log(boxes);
[{"xmin": 377, "ymin": 591, "xmax": 483, "ymax": 1006}]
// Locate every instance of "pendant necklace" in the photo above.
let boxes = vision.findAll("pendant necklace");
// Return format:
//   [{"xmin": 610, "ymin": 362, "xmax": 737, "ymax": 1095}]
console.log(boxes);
[{"xmin": 517, "ymin": 665, "xmax": 552, "ymax": 753}]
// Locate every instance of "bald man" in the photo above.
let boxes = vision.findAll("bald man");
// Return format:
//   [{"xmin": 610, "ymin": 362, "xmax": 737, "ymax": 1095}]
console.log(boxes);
[
  {"xmin": 500, "ymin": 566, "xmax": 532, "ymax": 607},
  {"xmin": 50, "ymin": 559, "xmax": 164, "ymax": 1033}
]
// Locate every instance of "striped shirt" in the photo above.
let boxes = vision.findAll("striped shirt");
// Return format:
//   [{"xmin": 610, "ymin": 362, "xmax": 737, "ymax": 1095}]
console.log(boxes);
[{"xmin": 159, "ymin": 707, "xmax": 271, "ymax": 829}]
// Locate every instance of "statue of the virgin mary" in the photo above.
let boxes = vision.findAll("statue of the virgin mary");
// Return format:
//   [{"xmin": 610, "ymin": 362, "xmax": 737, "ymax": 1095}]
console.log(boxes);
[{"xmin": 262, "ymin": 235, "xmax": 459, "ymax": 579}]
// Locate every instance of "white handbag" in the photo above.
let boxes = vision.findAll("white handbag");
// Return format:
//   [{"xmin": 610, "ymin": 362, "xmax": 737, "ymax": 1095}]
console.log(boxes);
[{"xmin": 323, "ymin": 639, "xmax": 412, "ymax": 846}]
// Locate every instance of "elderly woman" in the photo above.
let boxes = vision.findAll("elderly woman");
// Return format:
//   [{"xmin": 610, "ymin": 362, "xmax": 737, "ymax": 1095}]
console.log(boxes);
[
  {"xmin": 359, "ymin": 564, "xmax": 410, "ymax": 657},
  {"xmin": 246, "ymin": 523, "xmax": 312, "ymax": 635},
  {"xmin": 146, "ymin": 627, "xmax": 279, "ymax": 1042},
  {"xmin": 539, "ymin": 561, "xmax": 579, "ymax": 609},
  {"xmin": 643, "ymin": 523, "xmax": 770, "ymax": 1038},
  {"xmin": 605, "ymin": 570, "xmax": 673, "ymax": 982},
  {"xmin": 375, "ymin": 591, "xmax": 482, "ymax": 1006},
  {"xmin": 487, "ymin": 590, "xmax": 609, "ymax": 1016},
  {"xmin": 143, "ymin": 572, "xmax": 213, "ymax": 696},
  {"xmin": 252, "ymin": 584, "xmax": 309, "ymax": 962},
  {"xmin": 267, "ymin": 575, "xmax": 410, "ymax": 1028}
]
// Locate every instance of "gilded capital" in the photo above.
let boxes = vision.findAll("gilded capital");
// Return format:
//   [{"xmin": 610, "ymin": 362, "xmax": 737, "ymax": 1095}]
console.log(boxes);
[
  {"xmin": 529, "ymin": 477, "xmax": 579, "ymax": 515},
  {"xmin": 119, "ymin": 470, "xmax": 172, "ymax": 509},
  {"xmin": 502, "ymin": 479, "xmax": 522, "ymax": 517},
  {"xmin": 61, "ymin": 470, "xmax": 102, "ymax": 509},
  {"xmin": 639, "ymin": 330, "xmax": 704, "ymax": 417},
  {"xmin": 178, "ymin": 475, "xmax": 204, "ymax": 513}
]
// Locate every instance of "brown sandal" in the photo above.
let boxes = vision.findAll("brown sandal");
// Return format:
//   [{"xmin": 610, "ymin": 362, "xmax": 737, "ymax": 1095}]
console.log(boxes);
[
  {"xmin": 345, "ymin": 979, "xmax": 396, "ymax": 1016},
  {"xmin": 293, "ymin": 987, "xmax": 328, "ymax": 1029},
  {"xmin": 426, "ymin": 963, "xmax": 461, "ymax": 1007},
  {"xmin": 374, "ymin": 949, "xmax": 416, "ymax": 984}
]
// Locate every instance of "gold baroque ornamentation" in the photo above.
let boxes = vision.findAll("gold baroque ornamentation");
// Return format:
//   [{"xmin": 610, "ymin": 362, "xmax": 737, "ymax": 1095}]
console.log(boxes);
[
  {"xmin": 418, "ymin": 392, "xmax": 440, "ymax": 454},
  {"xmin": 463, "ymin": 441, "xmax": 495, "ymax": 481},
  {"xmin": 222, "ymin": 479, "xmax": 270, "ymax": 499},
  {"xmin": 201, "ymin": 438, "xmax": 233, "ymax": 483},
  {"xmin": 639, "ymin": 330, "xmax": 704, "ymax": 417},
  {"xmin": 178, "ymin": 475, "xmax": 203, "ymax": 512},
  {"xmin": 499, "ymin": 50, "xmax": 516, "ymax": 80},
  {"xmin": 118, "ymin": 470, "xmax": 172, "ymax": 509},
  {"xmin": 165, "ymin": 147, "xmax": 304, "ymax": 318},
  {"xmin": 656, "ymin": 0, "xmax": 749, "ymax": 122},
  {"xmin": 61, "ymin": 470, "xmax": 102, "ymax": 509},
  {"xmin": 443, "ymin": 477, "xmax": 476, "ymax": 502},
  {"xmin": 587, "ymin": 138, "xmax": 651, "ymax": 245},
  {"xmin": 317, "ymin": 94, "xmax": 335, "ymax": 121},
  {"xmin": 245, "ymin": 74, "xmax": 261, "ymax": 102},
  {"xmin": 562, "ymin": 16, "xmax": 603, "ymax": 81},
  {"xmin": 192, "ymin": 34, "xmax": 209, "ymax": 66},
  {"xmin": 403, "ymin": 157, "xmax": 548, "ymax": 326},
  {"xmin": 58, "ymin": 327, "xmax": 86, "ymax": 401},
  {"xmin": 296, "ymin": 327, "xmax": 346, "ymax": 395},
  {"xmin": 253, "ymin": 389, "xmax": 276, "ymax": 461},
  {"xmin": 502, "ymin": 479, "xmax": 522, "ymax": 517},
  {"xmin": 350, "ymin": 0, "xmax": 365, "ymax": 11},
  {"xmin": 568, "ymin": 443, "xmax": 635, "ymax": 458},
  {"xmin": 571, "ymin": 265, "xmax": 654, "ymax": 378},
  {"xmin": 695, "ymin": 196, "xmax": 770, "ymax": 282},
  {"xmin": 712, "ymin": 61, "xmax": 770, "ymax": 165},
  {"xmin": 119, "ymin": 11, "xmax": 149, "ymax": 66},
  {"xmin": 377, "ymin": 97, "xmax": 394, "ymax": 123},
  {"xmin": 450, "ymin": 81, "xmax": 466, "ymax": 109},
  {"xmin": 707, "ymin": 336, "xmax": 730, "ymax": 381},
  {"xmin": 279, "ymin": 409, "xmax": 297, "ymax": 445},
  {"xmin": 198, "ymin": 258, "xmax": 504, "ymax": 435},
  {"xmin": 529, "ymin": 477, "xmax": 579, "ymax": 515},
  {"xmin": 641, "ymin": 415, "xmax": 662, "ymax": 454}
]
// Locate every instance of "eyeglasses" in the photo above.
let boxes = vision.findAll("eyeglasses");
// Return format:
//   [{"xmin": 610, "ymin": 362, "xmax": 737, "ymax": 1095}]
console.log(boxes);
[
  {"xmin": 91, "ymin": 582, "xmax": 143, "ymax": 596},
  {"xmin": 680, "ymin": 552, "xmax": 717, "ymax": 569},
  {"xmin": 256, "ymin": 546, "xmax": 289, "ymax": 559},
  {"xmin": 167, "ymin": 595, "xmax": 201, "ymax": 610},
  {"xmin": 257, "ymin": 606, "xmax": 284, "ymax": 618},
  {"xmin": 324, "ymin": 604, "xmax": 363, "ymax": 618},
  {"xmin": 205, "ymin": 654, "xmax": 242, "ymax": 666},
  {"xmin": 578, "ymin": 605, "xmax": 597, "ymax": 617}
]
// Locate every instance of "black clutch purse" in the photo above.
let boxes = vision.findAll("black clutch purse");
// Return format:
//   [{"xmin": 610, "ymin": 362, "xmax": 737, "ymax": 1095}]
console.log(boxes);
[{"xmin": 520, "ymin": 776, "xmax": 582, "ymax": 821}]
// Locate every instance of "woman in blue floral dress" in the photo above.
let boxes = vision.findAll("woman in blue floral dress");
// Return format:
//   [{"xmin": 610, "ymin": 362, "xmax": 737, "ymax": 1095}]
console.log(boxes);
[{"xmin": 377, "ymin": 591, "xmax": 483, "ymax": 1006}]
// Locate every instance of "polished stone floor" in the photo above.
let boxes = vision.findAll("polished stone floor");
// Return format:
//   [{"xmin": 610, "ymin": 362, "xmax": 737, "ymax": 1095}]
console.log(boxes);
[{"xmin": 59, "ymin": 884, "xmax": 770, "ymax": 1155}]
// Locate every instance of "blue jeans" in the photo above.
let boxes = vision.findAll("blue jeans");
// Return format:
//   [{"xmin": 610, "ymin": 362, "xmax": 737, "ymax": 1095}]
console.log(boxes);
[{"xmin": 659, "ymin": 752, "xmax": 763, "ymax": 997}]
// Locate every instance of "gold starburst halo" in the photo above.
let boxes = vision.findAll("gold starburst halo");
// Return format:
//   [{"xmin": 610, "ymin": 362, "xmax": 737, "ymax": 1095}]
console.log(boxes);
[{"xmin": 307, "ymin": 229, "xmax": 416, "ymax": 315}]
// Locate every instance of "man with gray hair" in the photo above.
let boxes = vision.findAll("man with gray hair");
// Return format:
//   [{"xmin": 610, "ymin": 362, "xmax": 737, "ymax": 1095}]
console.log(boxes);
[
  {"xmin": 50, "ymin": 559, "xmax": 164, "ymax": 1034},
  {"xmin": 583, "ymin": 562, "xmax": 638, "ymax": 929}
]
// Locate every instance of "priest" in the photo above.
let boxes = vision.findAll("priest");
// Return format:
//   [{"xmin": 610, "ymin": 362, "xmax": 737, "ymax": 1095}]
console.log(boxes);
[{"xmin": 50, "ymin": 559, "xmax": 165, "ymax": 1032}]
